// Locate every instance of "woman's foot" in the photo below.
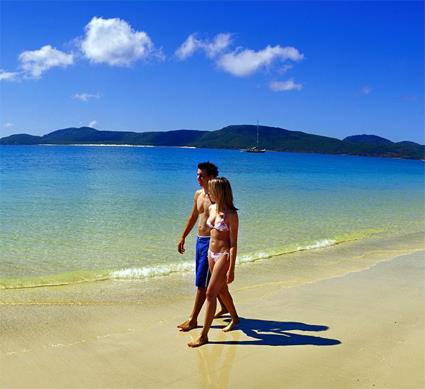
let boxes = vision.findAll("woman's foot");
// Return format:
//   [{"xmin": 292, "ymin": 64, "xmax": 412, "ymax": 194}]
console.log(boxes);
[
  {"xmin": 214, "ymin": 307, "xmax": 229, "ymax": 318},
  {"xmin": 222, "ymin": 317, "xmax": 239, "ymax": 332},
  {"xmin": 187, "ymin": 335, "xmax": 208, "ymax": 348},
  {"xmin": 177, "ymin": 319, "xmax": 197, "ymax": 332}
]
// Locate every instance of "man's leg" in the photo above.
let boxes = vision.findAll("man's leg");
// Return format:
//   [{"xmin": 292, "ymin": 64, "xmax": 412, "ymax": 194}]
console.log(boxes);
[
  {"xmin": 178, "ymin": 236, "xmax": 209, "ymax": 331},
  {"xmin": 177, "ymin": 286, "xmax": 206, "ymax": 331}
]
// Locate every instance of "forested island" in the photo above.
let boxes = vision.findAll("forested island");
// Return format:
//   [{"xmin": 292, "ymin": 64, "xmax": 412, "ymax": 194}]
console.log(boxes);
[{"xmin": 1, "ymin": 125, "xmax": 423, "ymax": 160}]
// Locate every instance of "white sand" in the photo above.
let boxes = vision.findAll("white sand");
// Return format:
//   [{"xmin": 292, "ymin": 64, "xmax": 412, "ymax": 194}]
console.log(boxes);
[{"xmin": 1, "ymin": 232, "xmax": 424, "ymax": 389}]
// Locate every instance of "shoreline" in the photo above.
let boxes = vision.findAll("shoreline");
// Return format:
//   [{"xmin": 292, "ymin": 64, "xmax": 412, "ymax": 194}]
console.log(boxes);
[
  {"xmin": 2, "ymin": 229, "xmax": 423, "ymax": 291},
  {"xmin": 1, "ymin": 243, "xmax": 424, "ymax": 388},
  {"xmin": 1, "ymin": 143, "xmax": 423, "ymax": 161}
]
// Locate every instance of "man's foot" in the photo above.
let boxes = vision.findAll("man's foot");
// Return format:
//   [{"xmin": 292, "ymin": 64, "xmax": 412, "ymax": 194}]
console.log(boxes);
[
  {"xmin": 188, "ymin": 335, "xmax": 208, "ymax": 348},
  {"xmin": 222, "ymin": 317, "xmax": 239, "ymax": 332},
  {"xmin": 214, "ymin": 307, "xmax": 229, "ymax": 318},
  {"xmin": 177, "ymin": 319, "xmax": 198, "ymax": 332}
]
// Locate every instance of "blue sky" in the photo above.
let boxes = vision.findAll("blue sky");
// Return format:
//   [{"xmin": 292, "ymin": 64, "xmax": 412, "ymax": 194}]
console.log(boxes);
[{"xmin": 0, "ymin": 1, "xmax": 423, "ymax": 143}]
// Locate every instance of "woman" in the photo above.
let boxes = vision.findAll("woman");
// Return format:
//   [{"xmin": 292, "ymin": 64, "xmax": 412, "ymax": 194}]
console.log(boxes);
[{"xmin": 188, "ymin": 177, "xmax": 239, "ymax": 347}]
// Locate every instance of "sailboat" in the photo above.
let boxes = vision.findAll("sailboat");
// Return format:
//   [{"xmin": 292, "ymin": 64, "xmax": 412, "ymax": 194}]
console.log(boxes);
[{"xmin": 243, "ymin": 122, "xmax": 266, "ymax": 153}]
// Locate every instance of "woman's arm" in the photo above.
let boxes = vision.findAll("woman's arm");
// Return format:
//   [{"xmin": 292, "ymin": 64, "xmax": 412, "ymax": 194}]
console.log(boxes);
[{"xmin": 227, "ymin": 212, "xmax": 239, "ymax": 284}]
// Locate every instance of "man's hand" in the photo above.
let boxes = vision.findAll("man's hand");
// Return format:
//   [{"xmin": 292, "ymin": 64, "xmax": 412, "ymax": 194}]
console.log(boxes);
[{"xmin": 177, "ymin": 238, "xmax": 186, "ymax": 254}]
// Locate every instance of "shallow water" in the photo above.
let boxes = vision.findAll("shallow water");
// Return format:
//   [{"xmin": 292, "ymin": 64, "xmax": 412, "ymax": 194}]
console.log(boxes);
[{"xmin": 0, "ymin": 145, "xmax": 424, "ymax": 288}]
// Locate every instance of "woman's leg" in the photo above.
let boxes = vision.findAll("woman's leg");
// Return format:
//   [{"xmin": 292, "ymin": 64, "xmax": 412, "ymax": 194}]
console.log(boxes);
[
  {"xmin": 218, "ymin": 285, "xmax": 239, "ymax": 332},
  {"xmin": 188, "ymin": 254, "xmax": 229, "ymax": 347},
  {"xmin": 215, "ymin": 294, "xmax": 229, "ymax": 318}
]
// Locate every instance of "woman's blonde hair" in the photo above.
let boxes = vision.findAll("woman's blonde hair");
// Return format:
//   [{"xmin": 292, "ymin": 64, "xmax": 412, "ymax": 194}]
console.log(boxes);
[{"xmin": 208, "ymin": 177, "xmax": 238, "ymax": 214}]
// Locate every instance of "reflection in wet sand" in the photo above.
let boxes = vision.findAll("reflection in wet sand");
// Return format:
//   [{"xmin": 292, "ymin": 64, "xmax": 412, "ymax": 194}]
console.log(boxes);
[{"xmin": 194, "ymin": 319, "xmax": 239, "ymax": 389}]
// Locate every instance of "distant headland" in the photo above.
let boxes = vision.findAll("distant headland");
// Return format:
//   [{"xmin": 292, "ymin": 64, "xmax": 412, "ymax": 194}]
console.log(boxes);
[{"xmin": 1, "ymin": 125, "xmax": 423, "ymax": 160}]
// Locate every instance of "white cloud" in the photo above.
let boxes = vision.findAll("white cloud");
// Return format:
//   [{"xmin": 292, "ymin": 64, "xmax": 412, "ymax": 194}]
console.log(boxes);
[
  {"xmin": 175, "ymin": 33, "xmax": 232, "ymax": 60},
  {"xmin": 18, "ymin": 45, "xmax": 74, "ymax": 78},
  {"xmin": 0, "ymin": 69, "xmax": 20, "ymax": 81},
  {"xmin": 2, "ymin": 17, "xmax": 160, "ymax": 82},
  {"xmin": 73, "ymin": 92, "xmax": 101, "ymax": 102},
  {"xmin": 81, "ymin": 17, "xmax": 158, "ymax": 66},
  {"xmin": 361, "ymin": 85, "xmax": 372, "ymax": 95},
  {"xmin": 175, "ymin": 34, "xmax": 199, "ymax": 60},
  {"xmin": 176, "ymin": 35, "xmax": 303, "ymax": 80},
  {"xmin": 3, "ymin": 122, "xmax": 15, "ymax": 128},
  {"xmin": 217, "ymin": 45, "xmax": 304, "ymax": 77},
  {"xmin": 88, "ymin": 120, "xmax": 97, "ymax": 128},
  {"xmin": 278, "ymin": 63, "xmax": 293, "ymax": 74},
  {"xmin": 205, "ymin": 34, "xmax": 233, "ymax": 58},
  {"xmin": 269, "ymin": 79, "xmax": 303, "ymax": 91}
]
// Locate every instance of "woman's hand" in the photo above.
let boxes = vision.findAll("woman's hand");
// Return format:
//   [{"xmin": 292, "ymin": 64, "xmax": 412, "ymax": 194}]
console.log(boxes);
[{"xmin": 226, "ymin": 268, "xmax": 235, "ymax": 284}]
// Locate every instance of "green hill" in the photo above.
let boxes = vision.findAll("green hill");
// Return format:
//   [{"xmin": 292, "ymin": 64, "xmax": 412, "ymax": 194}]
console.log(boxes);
[
  {"xmin": 193, "ymin": 125, "xmax": 347, "ymax": 153},
  {"xmin": 343, "ymin": 134, "xmax": 394, "ymax": 146},
  {"xmin": 0, "ymin": 133, "xmax": 42, "ymax": 145},
  {"xmin": 1, "ymin": 125, "xmax": 423, "ymax": 160},
  {"xmin": 39, "ymin": 127, "xmax": 207, "ymax": 146}
]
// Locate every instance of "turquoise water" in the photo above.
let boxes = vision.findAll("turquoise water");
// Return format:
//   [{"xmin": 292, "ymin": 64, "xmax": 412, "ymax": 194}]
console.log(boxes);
[{"xmin": 0, "ymin": 145, "xmax": 424, "ymax": 288}]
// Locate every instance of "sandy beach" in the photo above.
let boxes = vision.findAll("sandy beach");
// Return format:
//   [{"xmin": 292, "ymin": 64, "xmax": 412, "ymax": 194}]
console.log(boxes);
[
  {"xmin": 1, "ymin": 233, "xmax": 424, "ymax": 389},
  {"xmin": 2, "ymin": 1, "xmax": 424, "ymax": 388}
]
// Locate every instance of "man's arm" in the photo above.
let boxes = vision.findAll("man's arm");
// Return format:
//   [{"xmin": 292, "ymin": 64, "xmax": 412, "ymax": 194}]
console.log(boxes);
[{"xmin": 177, "ymin": 192, "xmax": 200, "ymax": 254}]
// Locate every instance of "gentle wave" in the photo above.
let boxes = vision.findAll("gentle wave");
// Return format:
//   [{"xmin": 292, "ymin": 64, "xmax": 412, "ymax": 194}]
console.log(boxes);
[
  {"xmin": 111, "ymin": 262, "xmax": 195, "ymax": 279},
  {"xmin": 235, "ymin": 229, "xmax": 383, "ymax": 264},
  {"xmin": 0, "ymin": 270, "xmax": 111, "ymax": 290},
  {"xmin": 0, "ymin": 229, "xmax": 383, "ymax": 288},
  {"xmin": 237, "ymin": 239, "xmax": 338, "ymax": 264}
]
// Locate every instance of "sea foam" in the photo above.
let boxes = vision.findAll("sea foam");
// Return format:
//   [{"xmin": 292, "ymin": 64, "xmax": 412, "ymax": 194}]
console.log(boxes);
[
  {"xmin": 1, "ymin": 230, "xmax": 384, "ymax": 287},
  {"xmin": 111, "ymin": 261, "xmax": 194, "ymax": 279}
]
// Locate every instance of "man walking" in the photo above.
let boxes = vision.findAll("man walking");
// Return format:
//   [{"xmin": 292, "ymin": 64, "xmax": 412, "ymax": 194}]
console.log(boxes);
[{"xmin": 177, "ymin": 162, "xmax": 227, "ymax": 331}]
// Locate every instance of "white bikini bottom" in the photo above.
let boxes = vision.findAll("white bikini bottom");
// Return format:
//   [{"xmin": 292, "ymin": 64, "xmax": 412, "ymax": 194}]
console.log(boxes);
[{"xmin": 208, "ymin": 250, "xmax": 229, "ymax": 263}]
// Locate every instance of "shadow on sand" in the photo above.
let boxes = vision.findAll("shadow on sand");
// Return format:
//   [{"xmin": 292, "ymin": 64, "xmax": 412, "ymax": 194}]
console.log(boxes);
[{"xmin": 209, "ymin": 317, "xmax": 341, "ymax": 347}]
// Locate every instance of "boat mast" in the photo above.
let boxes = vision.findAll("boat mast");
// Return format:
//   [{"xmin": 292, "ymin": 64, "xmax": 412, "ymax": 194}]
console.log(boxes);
[{"xmin": 256, "ymin": 120, "xmax": 259, "ymax": 148}]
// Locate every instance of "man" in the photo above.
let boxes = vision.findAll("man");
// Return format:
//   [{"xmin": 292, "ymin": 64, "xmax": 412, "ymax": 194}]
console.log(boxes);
[{"xmin": 177, "ymin": 162, "xmax": 228, "ymax": 331}]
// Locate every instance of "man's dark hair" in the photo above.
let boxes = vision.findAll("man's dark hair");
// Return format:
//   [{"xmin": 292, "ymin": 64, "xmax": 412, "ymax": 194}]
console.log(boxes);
[{"xmin": 198, "ymin": 162, "xmax": 219, "ymax": 178}]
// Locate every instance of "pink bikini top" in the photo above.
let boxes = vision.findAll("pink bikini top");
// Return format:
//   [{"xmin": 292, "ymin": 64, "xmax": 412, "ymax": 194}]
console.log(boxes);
[{"xmin": 207, "ymin": 212, "xmax": 229, "ymax": 232}]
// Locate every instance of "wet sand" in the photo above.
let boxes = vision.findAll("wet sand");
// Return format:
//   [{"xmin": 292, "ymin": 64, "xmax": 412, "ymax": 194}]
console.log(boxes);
[{"xmin": 1, "ymin": 238, "xmax": 424, "ymax": 389}]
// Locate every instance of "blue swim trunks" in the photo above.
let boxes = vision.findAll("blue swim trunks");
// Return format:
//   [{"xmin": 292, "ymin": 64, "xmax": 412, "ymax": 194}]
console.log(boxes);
[{"xmin": 195, "ymin": 236, "xmax": 211, "ymax": 288}]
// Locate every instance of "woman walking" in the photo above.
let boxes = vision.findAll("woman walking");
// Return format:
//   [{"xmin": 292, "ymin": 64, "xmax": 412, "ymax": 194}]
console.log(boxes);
[{"xmin": 188, "ymin": 177, "xmax": 239, "ymax": 347}]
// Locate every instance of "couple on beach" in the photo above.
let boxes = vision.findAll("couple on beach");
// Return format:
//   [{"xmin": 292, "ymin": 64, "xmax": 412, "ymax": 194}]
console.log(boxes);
[{"xmin": 177, "ymin": 162, "xmax": 239, "ymax": 347}]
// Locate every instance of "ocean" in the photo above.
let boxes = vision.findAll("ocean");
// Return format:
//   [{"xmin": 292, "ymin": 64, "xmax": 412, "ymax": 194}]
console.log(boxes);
[{"xmin": 0, "ymin": 145, "xmax": 424, "ymax": 290}]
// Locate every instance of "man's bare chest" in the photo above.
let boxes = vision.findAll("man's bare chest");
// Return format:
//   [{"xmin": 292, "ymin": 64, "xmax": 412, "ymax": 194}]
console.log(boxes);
[{"xmin": 197, "ymin": 194, "xmax": 212, "ymax": 214}]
